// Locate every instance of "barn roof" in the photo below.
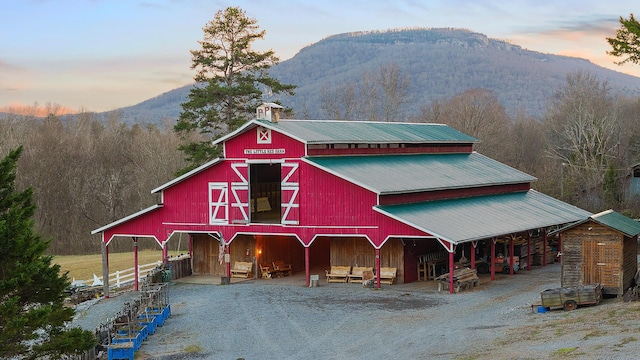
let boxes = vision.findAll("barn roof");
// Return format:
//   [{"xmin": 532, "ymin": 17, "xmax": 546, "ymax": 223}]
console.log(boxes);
[
  {"xmin": 214, "ymin": 119, "xmax": 479, "ymax": 145},
  {"xmin": 550, "ymin": 209, "xmax": 640, "ymax": 237},
  {"xmin": 375, "ymin": 190, "xmax": 592, "ymax": 244},
  {"xmin": 305, "ymin": 152, "xmax": 536, "ymax": 195}
]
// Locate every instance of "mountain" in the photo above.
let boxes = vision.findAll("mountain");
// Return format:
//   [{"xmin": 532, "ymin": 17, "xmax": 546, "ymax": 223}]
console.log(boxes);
[{"xmin": 107, "ymin": 28, "xmax": 640, "ymax": 125}]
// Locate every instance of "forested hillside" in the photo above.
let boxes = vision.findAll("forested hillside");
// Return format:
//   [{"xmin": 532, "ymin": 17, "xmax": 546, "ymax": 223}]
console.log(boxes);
[{"xmin": 110, "ymin": 28, "xmax": 640, "ymax": 124}]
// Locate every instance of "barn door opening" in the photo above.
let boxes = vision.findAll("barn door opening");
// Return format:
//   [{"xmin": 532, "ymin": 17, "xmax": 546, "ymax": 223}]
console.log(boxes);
[{"xmin": 250, "ymin": 163, "xmax": 282, "ymax": 224}]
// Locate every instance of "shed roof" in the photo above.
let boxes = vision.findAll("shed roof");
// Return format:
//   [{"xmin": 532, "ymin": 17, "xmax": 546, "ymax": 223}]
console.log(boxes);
[
  {"xmin": 375, "ymin": 190, "xmax": 592, "ymax": 244},
  {"xmin": 305, "ymin": 152, "xmax": 536, "ymax": 195},
  {"xmin": 214, "ymin": 119, "xmax": 479, "ymax": 146},
  {"xmin": 551, "ymin": 209, "xmax": 640, "ymax": 237}
]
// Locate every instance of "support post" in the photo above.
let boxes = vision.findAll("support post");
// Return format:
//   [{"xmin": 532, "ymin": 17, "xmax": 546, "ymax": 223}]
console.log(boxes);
[
  {"xmin": 375, "ymin": 248, "xmax": 381, "ymax": 288},
  {"xmin": 225, "ymin": 243, "xmax": 231, "ymax": 278},
  {"xmin": 133, "ymin": 237, "xmax": 139, "ymax": 291},
  {"xmin": 558, "ymin": 233, "xmax": 562, "ymax": 263},
  {"xmin": 101, "ymin": 240, "xmax": 110, "ymax": 299},
  {"xmin": 448, "ymin": 250, "xmax": 455, "ymax": 294},
  {"xmin": 471, "ymin": 241, "xmax": 477, "ymax": 270},
  {"xmin": 509, "ymin": 237, "xmax": 514, "ymax": 276},
  {"xmin": 490, "ymin": 238, "xmax": 496, "ymax": 281},
  {"xmin": 162, "ymin": 244, "xmax": 168, "ymax": 263},
  {"xmin": 188, "ymin": 234, "xmax": 193, "ymax": 258},
  {"xmin": 543, "ymin": 229, "xmax": 547, "ymax": 267},
  {"xmin": 305, "ymin": 246, "xmax": 310, "ymax": 287},
  {"xmin": 527, "ymin": 232, "xmax": 531, "ymax": 271}
]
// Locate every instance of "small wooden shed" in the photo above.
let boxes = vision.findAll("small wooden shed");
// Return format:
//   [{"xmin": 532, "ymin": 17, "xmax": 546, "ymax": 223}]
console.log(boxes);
[{"xmin": 555, "ymin": 210, "xmax": 640, "ymax": 296}]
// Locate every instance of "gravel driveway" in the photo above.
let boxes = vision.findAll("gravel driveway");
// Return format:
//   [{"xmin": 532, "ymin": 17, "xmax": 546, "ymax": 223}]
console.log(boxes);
[{"xmin": 72, "ymin": 263, "xmax": 640, "ymax": 360}]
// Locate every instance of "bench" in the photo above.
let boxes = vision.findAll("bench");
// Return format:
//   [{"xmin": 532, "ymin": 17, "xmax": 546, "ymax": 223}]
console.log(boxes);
[
  {"xmin": 348, "ymin": 267, "xmax": 374, "ymax": 283},
  {"xmin": 325, "ymin": 266, "xmax": 351, "ymax": 283},
  {"xmin": 436, "ymin": 267, "xmax": 479, "ymax": 293},
  {"xmin": 260, "ymin": 263, "xmax": 281, "ymax": 279},
  {"xmin": 379, "ymin": 267, "xmax": 397, "ymax": 285},
  {"xmin": 230, "ymin": 261, "xmax": 253, "ymax": 278},
  {"xmin": 272, "ymin": 260, "xmax": 293, "ymax": 276}
]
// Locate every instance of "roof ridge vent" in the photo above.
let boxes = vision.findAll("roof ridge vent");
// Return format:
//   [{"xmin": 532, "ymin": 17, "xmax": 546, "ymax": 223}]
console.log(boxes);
[{"xmin": 257, "ymin": 103, "xmax": 284, "ymax": 122}]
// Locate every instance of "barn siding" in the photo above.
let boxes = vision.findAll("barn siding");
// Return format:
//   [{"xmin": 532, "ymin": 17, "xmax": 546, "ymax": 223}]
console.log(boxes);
[{"xmin": 327, "ymin": 237, "xmax": 405, "ymax": 283}]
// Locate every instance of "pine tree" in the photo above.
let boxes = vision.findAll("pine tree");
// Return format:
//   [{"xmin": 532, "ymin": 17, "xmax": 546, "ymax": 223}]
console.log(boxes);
[
  {"xmin": 607, "ymin": 13, "xmax": 640, "ymax": 65},
  {"xmin": 174, "ymin": 6, "xmax": 296, "ymax": 174},
  {"xmin": 0, "ymin": 146, "xmax": 96, "ymax": 359}
]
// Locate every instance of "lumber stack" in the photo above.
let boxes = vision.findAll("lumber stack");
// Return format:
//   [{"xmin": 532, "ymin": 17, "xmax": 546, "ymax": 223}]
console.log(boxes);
[{"xmin": 435, "ymin": 267, "xmax": 479, "ymax": 293}]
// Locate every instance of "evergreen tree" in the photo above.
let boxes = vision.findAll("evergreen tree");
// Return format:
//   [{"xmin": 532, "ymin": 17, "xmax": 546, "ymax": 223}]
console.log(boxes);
[
  {"xmin": 174, "ymin": 6, "xmax": 296, "ymax": 174},
  {"xmin": 0, "ymin": 146, "xmax": 96, "ymax": 359},
  {"xmin": 607, "ymin": 13, "xmax": 640, "ymax": 65}
]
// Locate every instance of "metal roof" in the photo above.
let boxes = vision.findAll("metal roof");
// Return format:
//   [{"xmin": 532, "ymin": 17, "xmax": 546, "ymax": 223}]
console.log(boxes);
[
  {"xmin": 374, "ymin": 190, "xmax": 592, "ymax": 244},
  {"xmin": 214, "ymin": 119, "xmax": 479, "ymax": 145},
  {"xmin": 551, "ymin": 209, "xmax": 640, "ymax": 237},
  {"xmin": 305, "ymin": 152, "xmax": 536, "ymax": 195}
]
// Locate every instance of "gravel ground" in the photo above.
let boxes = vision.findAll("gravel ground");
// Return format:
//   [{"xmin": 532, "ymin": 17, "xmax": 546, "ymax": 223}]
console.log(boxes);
[{"xmin": 71, "ymin": 263, "xmax": 640, "ymax": 360}]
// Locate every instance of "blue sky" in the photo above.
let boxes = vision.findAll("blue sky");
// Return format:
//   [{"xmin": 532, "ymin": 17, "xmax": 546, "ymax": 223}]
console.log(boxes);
[{"xmin": 0, "ymin": 0, "xmax": 638, "ymax": 113}]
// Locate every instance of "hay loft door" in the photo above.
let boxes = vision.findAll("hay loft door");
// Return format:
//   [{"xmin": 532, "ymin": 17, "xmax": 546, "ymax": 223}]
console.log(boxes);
[{"xmin": 250, "ymin": 163, "xmax": 282, "ymax": 224}]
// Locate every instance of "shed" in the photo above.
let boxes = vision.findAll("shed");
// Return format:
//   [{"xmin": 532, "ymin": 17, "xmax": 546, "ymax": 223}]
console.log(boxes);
[{"xmin": 554, "ymin": 210, "xmax": 640, "ymax": 296}]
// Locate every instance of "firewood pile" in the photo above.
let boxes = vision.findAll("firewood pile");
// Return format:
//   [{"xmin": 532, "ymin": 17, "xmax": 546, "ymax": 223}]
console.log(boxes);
[{"xmin": 435, "ymin": 267, "xmax": 479, "ymax": 293}]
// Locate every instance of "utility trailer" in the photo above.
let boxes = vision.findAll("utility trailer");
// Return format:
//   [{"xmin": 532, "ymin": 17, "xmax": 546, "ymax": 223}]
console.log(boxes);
[{"xmin": 540, "ymin": 283, "xmax": 602, "ymax": 311}]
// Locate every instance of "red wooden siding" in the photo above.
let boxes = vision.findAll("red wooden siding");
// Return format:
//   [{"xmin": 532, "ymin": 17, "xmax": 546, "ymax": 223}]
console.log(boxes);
[
  {"xmin": 308, "ymin": 143, "xmax": 473, "ymax": 156},
  {"xmin": 379, "ymin": 183, "xmax": 532, "ymax": 205}
]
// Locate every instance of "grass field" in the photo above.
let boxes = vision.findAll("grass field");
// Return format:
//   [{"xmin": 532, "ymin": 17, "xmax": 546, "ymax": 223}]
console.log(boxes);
[{"xmin": 53, "ymin": 250, "xmax": 181, "ymax": 282}]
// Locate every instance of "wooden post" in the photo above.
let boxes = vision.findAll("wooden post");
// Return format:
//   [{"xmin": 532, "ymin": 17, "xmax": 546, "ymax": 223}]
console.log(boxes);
[
  {"xmin": 133, "ymin": 237, "xmax": 139, "ymax": 291},
  {"xmin": 101, "ymin": 240, "xmax": 110, "ymax": 299},
  {"xmin": 491, "ymin": 238, "xmax": 496, "ymax": 281},
  {"xmin": 225, "ymin": 243, "xmax": 231, "ymax": 278},
  {"xmin": 448, "ymin": 250, "xmax": 455, "ymax": 294},
  {"xmin": 305, "ymin": 246, "xmax": 310, "ymax": 287},
  {"xmin": 375, "ymin": 248, "xmax": 381, "ymax": 288},
  {"xmin": 188, "ymin": 234, "xmax": 193, "ymax": 258}
]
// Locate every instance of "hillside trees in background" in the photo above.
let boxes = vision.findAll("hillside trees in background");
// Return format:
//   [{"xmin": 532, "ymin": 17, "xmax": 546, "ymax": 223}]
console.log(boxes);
[
  {"xmin": 544, "ymin": 71, "xmax": 623, "ymax": 211},
  {"xmin": 0, "ymin": 107, "xmax": 188, "ymax": 255},
  {"xmin": 174, "ymin": 6, "xmax": 295, "ymax": 173},
  {"xmin": 414, "ymin": 88, "xmax": 510, "ymax": 160},
  {"xmin": 319, "ymin": 63, "xmax": 409, "ymax": 121},
  {"xmin": 0, "ymin": 147, "xmax": 96, "ymax": 358}
]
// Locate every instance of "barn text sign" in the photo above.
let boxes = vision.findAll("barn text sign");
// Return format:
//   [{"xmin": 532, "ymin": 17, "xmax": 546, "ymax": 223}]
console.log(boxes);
[{"xmin": 244, "ymin": 148, "xmax": 286, "ymax": 155}]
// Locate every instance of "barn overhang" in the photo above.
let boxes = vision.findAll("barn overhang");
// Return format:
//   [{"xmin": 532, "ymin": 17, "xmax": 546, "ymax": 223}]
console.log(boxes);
[{"xmin": 374, "ymin": 189, "xmax": 592, "ymax": 245}]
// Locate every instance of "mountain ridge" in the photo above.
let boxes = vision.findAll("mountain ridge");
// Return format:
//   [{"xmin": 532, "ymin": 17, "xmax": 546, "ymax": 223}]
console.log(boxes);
[{"xmin": 101, "ymin": 28, "xmax": 640, "ymax": 125}]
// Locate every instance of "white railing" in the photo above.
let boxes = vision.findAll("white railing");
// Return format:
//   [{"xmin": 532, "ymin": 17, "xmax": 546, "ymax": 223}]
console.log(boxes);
[
  {"xmin": 73, "ymin": 254, "xmax": 191, "ymax": 289},
  {"xmin": 74, "ymin": 260, "xmax": 162, "ymax": 289}
]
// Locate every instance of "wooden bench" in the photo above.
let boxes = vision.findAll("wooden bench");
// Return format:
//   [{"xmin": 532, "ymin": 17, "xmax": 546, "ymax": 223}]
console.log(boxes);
[
  {"xmin": 230, "ymin": 261, "xmax": 253, "ymax": 278},
  {"xmin": 348, "ymin": 267, "xmax": 373, "ymax": 283},
  {"xmin": 379, "ymin": 267, "xmax": 397, "ymax": 285},
  {"xmin": 272, "ymin": 260, "xmax": 293, "ymax": 276},
  {"xmin": 260, "ymin": 263, "xmax": 280, "ymax": 279},
  {"xmin": 325, "ymin": 266, "xmax": 351, "ymax": 283},
  {"xmin": 436, "ymin": 267, "xmax": 479, "ymax": 293}
]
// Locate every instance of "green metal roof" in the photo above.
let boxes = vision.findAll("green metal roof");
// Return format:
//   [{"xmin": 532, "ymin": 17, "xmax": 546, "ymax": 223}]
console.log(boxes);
[
  {"xmin": 592, "ymin": 210, "xmax": 640, "ymax": 236},
  {"xmin": 305, "ymin": 153, "xmax": 536, "ymax": 194},
  {"xmin": 375, "ymin": 190, "xmax": 592, "ymax": 244},
  {"xmin": 214, "ymin": 119, "xmax": 479, "ymax": 145},
  {"xmin": 552, "ymin": 209, "xmax": 640, "ymax": 237}
]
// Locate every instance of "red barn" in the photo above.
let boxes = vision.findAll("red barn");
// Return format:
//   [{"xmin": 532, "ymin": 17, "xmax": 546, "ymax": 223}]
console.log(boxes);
[{"xmin": 92, "ymin": 104, "xmax": 591, "ymax": 293}]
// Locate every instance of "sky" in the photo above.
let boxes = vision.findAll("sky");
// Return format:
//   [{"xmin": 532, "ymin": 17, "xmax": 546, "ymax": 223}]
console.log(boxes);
[{"xmin": 0, "ymin": 0, "xmax": 638, "ymax": 114}]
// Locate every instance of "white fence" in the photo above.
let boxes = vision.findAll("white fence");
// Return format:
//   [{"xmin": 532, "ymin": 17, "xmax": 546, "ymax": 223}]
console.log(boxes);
[{"xmin": 74, "ymin": 260, "xmax": 162, "ymax": 289}]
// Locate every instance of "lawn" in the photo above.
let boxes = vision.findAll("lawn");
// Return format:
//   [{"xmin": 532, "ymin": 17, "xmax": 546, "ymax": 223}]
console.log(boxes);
[{"xmin": 53, "ymin": 250, "xmax": 181, "ymax": 282}]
